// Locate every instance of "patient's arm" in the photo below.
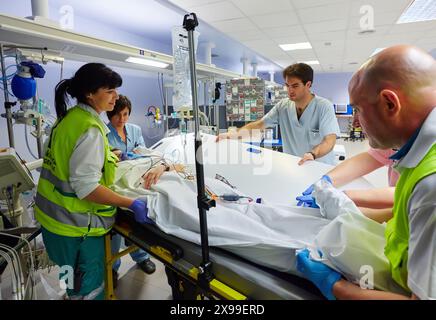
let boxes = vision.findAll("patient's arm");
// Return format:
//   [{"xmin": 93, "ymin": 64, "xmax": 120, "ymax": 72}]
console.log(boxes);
[
  {"xmin": 142, "ymin": 163, "xmax": 186, "ymax": 189},
  {"xmin": 358, "ymin": 207, "xmax": 393, "ymax": 223},
  {"xmin": 328, "ymin": 152, "xmax": 384, "ymax": 187},
  {"xmin": 344, "ymin": 187, "xmax": 395, "ymax": 208},
  {"xmin": 333, "ymin": 279, "xmax": 412, "ymax": 300}
]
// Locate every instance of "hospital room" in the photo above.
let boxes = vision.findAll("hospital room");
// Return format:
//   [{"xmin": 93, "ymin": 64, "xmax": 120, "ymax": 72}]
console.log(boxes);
[{"xmin": 0, "ymin": 0, "xmax": 435, "ymax": 304}]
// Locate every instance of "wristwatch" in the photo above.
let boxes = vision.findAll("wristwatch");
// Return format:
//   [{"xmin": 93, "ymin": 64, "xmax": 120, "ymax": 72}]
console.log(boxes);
[
  {"xmin": 161, "ymin": 162, "xmax": 170, "ymax": 171},
  {"xmin": 308, "ymin": 151, "xmax": 316, "ymax": 160}
]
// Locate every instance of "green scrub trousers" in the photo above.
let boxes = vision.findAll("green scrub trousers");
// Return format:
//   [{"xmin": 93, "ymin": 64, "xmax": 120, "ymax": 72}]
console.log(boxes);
[{"xmin": 41, "ymin": 227, "xmax": 106, "ymax": 300}]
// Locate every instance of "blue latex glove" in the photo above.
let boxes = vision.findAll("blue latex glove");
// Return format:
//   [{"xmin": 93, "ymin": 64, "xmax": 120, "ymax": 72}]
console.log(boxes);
[
  {"xmin": 296, "ymin": 249, "xmax": 341, "ymax": 300},
  {"xmin": 302, "ymin": 175, "xmax": 332, "ymax": 196},
  {"xmin": 296, "ymin": 175, "xmax": 332, "ymax": 207},
  {"xmin": 128, "ymin": 199, "xmax": 154, "ymax": 224},
  {"xmin": 296, "ymin": 195, "xmax": 319, "ymax": 208}
]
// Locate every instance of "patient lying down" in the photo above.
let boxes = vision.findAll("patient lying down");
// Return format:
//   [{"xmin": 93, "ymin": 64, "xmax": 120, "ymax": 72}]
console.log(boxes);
[{"xmin": 112, "ymin": 158, "xmax": 407, "ymax": 296}]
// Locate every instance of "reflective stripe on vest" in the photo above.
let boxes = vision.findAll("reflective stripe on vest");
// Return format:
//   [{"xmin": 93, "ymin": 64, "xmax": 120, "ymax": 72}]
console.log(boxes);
[
  {"xmin": 40, "ymin": 167, "xmax": 77, "ymax": 196},
  {"xmin": 35, "ymin": 193, "xmax": 115, "ymax": 230}
]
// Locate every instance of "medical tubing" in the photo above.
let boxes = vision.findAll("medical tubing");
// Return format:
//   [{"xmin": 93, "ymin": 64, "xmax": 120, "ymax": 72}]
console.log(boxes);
[
  {"xmin": 0, "ymin": 250, "xmax": 19, "ymax": 299},
  {"xmin": 0, "ymin": 231, "xmax": 37, "ymax": 300},
  {"xmin": 0, "ymin": 244, "xmax": 23, "ymax": 299},
  {"xmin": 24, "ymin": 124, "xmax": 39, "ymax": 159}
]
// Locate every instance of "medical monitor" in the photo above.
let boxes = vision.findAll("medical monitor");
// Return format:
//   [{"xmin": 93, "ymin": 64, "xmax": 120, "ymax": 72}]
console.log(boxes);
[{"xmin": 0, "ymin": 148, "xmax": 35, "ymax": 200}]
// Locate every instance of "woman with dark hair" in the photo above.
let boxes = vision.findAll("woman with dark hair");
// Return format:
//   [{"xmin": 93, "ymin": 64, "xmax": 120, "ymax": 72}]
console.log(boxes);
[
  {"xmin": 34, "ymin": 63, "xmax": 151, "ymax": 300},
  {"xmin": 106, "ymin": 94, "xmax": 156, "ymax": 278},
  {"xmin": 106, "ymin": 95, "xmax": 185, "ymax": 283}
]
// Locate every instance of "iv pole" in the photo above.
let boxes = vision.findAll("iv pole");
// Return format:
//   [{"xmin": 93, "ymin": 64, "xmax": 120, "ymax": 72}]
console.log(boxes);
[{"xmin": 183, "ymin": 13, "xmax": 216, "ymax": 289}]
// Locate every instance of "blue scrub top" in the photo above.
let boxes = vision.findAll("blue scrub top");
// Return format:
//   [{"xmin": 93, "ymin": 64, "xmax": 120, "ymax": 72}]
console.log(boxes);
[
  {"xmin": 107, "ymin": 122, "xmax": 145, "ymax": 153},
  {"xmin": 262, "ymin": 95, "xmax": 340, "ymax": 164}
]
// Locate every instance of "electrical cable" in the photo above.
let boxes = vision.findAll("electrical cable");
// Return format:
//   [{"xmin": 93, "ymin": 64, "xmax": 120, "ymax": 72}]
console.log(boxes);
[{"xmin": 14, "ymin": 150, "xmax": 34, "ymax": 180}]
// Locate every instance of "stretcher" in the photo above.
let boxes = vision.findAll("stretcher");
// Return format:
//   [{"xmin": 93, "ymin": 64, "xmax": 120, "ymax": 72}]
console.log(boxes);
[
  {"xmin": 105, "ymin": 211, "xmax": 323, "ymax": 300},
  {"xmin": 104, "ymin": 134, "xmax": 373, "ymax": 300}
]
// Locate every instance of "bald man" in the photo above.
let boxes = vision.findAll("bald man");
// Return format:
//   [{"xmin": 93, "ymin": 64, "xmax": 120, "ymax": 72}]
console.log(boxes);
[{"xmin": 296, "ymin": 45, "xmax": 436, "ymax": 300}]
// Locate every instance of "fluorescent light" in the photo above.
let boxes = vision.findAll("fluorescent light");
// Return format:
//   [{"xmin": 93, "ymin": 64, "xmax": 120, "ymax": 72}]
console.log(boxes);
[
  {"xmin": 371, "ymin": 48, "xmax": 385, "ymax": 57},
  {"xmin": 126, "ymin": 57, "xmax": 169, "ymax": 68},
  {"xmin": 279, "ymin": 42, "xmax": 312, "ymax": 51},
  {"xmin": 301, "ymin": 60, "xmax": 320, "ymax": 65},
  {"xmin": 397, "ymin": 0, "xmax": 436, "ymax": 24}
]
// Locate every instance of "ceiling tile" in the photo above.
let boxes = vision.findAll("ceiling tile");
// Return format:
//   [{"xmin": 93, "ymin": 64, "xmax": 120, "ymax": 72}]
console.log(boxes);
[
  {"xmin": 264, "ymin": 46, "xmax": 294, "ymax": 56},
  {"xmin": 312, "ymin": 39, "xmax": 345, "ymax": 50},
  {"xmin": 263, "ymin": 25, "xmax": 306, "ymax": 39},
  {"xmin": 230, "ymin": 0, "xmax": 293, "ymax": 16},
  {"xmin": 272, "ymin": 35, "xmax": 310, "ymax": 45},
  {"xmin": 380, "ymin": 33, "xmax": 422, "ymax": 47},
  {"xmin": 273, "ymin": 58, "xmax": 296, "ymax": 68},
  {"xmin": 306, "ymin": 30, "xmax": 346, "ymax": 42},
  {"xmin": 291, "ymin": 0, "xmax": 346, "ymax": 9},
  {"xmin": 169, "ymin": 0, "xmax": 221, "ymax": 7},
  {"xmin": 190, "ymin": 1, "xmax": 244, "ymax": 22},
  {"xmin": 211, "ymin": 18, "xmax": 259, "ymax": 32},
  {"xmin": 287, "ymin": 50, "xmax": 318, "ymax": 61},
  {"xmin": 346, "ymin": 26, "xmax": 390, "ymax": 40},
  {"xmin": 230, "ymin": 29, "xmax": 265, "ymax": 42},
  {"xmin": 242, "ymin": 39, "xmax": 279, "ymax": 53},
  {"xmin": 303, "ymin": 19, "xmax": 348, "ymax": 33},
  {"xmin": 297, "ymin": 3, "xmax": 351, "ymax": 24},
  {"xmin": 251, "ymin": 11, "xmax": 299, "ymax": 29}
]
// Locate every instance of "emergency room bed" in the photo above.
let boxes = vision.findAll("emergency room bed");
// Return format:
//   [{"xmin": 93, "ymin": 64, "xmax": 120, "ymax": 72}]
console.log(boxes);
[
  {"xmin": 108, "ymin": 211, "xmax": 323, "ymax": 300},
  {"xmin": 104, "ymin": 134, "xmax": 374, "ymax": 300}
]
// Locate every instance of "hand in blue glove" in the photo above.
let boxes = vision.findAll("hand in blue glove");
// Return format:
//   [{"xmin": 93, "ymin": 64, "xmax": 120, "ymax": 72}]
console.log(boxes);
[
  {"xmin": 296, "ymin": 249, "xmax": 341, "ymax": 300},
  {"xmin": 128, "ymin": 199, "xmax": 154, "ymax": 224},
  {"xmin": 296, "ymin": 195, "xmax": 319, "ymax": 208},
  {"xmin": 296, "ymin": 175, "xmax": 332, "ymax": 207},
  {"xmin": 302, "ymin": 175, "xmax": 332, "ymax": 196}
]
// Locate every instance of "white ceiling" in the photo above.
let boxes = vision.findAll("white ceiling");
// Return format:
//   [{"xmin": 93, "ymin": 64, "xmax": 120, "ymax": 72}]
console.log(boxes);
[
  {"xmin": 168, "ymin": 0, "xmax": 436, "ymax": 73},
  {"xmin": 0, "ymin": 0, "xmax": 282, "ymax": 74}
]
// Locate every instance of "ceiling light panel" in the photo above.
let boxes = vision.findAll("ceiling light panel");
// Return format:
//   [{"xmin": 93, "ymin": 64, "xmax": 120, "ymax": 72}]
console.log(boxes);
[
  {"xmin": 279, "ymin": 42, "xmax": 312, "ymax": 51},
  {"xmin": 125, "ymin": 57, "xmax": 169, "ymax": 68},
  {"xmin": 300, "ymin": 60, "xmax": 320, "ymax": 65},
  {"xmin": 397, "ymin": 0, "xmax": 436, "ymax": 23}
]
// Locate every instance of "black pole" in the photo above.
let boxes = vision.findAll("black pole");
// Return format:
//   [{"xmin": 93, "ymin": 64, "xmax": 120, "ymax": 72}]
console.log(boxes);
[{"xmin": 183, "ymin": 13, "xmax": 215, "ymax": 288}]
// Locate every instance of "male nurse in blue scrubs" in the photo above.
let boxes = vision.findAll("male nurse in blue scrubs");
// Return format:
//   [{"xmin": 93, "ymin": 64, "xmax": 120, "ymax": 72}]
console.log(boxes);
[{"xmin": 217, "ymin": 63, "xmax": 340, "ymax": 165}]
